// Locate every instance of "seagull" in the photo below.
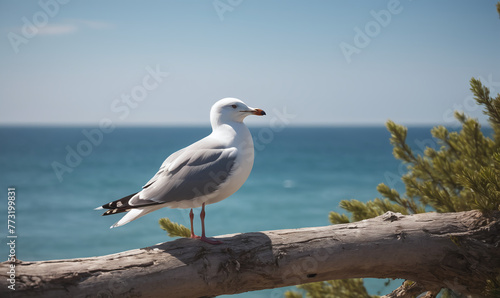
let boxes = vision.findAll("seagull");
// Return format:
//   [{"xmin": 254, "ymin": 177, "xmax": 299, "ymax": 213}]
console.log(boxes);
[{"xmin": 96, "ymin": 98, "xmax": 266, "ymax": 244}]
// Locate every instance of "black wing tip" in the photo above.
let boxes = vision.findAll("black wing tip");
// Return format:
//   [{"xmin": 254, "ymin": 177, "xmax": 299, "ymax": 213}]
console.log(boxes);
[
  {"xmin": 101, "ymin": 208, "xmax": 131, "ymax": 216},
  {"xmin": 100, "ymin": 192, "xmax": 138, "ymax": 209},
  {"xmin": 97, "ymin": 192, "xmax": 160, "ymax": 216},
  {"xmin": 98, "ymin": 192, "xmax": 138, "ymax": 216}
]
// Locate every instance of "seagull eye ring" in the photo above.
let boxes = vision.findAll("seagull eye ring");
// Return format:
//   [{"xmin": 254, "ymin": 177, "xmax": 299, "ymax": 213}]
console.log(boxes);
[{"xmin": 231, "ymin": 104, "xmax": 237, "ymax": 109}]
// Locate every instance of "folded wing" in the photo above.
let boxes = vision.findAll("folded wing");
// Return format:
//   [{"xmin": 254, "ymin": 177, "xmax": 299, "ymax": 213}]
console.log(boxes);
[{"xmin": 129, "ymin": 145, "xmax": 238, "ymax": 207}]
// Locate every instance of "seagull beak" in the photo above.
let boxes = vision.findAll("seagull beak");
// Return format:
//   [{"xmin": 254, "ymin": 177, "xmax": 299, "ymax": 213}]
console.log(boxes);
[{"xmin": 244, "ymin": 108, "xmax": 266, "ymax": 116}]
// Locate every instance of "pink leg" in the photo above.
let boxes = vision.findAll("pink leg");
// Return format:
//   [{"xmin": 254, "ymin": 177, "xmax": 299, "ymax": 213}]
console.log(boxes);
[
  {"xmin": 189, "ymin": 209, "xmax": 200, "ymax": 239},
  {"xmin": 200, "ymin": 203, "xmax": 222, "ymax": 245}
]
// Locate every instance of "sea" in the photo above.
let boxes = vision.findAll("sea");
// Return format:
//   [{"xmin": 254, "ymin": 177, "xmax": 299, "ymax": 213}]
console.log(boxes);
[{"xmin": 0, "ymin": 125, "xmax": 456, "ymax": 297}]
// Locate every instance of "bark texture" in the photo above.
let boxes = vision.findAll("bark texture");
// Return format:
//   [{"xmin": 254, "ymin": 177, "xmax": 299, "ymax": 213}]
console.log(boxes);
[{"xmin": 1, "ymin": 210, "xmax": 499, "ymax": 298}]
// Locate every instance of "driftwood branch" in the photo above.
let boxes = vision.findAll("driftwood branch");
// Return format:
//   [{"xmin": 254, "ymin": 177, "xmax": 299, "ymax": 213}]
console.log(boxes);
[{"xmin": 1, "ymin": 210, "xmax": 499, "ymax": 298}]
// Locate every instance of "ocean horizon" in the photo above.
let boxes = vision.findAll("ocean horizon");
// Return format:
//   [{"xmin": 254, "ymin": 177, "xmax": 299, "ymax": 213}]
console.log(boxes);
[{"xmin": 0, "ymin": 125, "xmax": 483, "ymax": 297}]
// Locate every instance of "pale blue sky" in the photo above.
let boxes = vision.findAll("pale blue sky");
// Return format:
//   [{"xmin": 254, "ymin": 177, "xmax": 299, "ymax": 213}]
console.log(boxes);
[{"xmin": 1, "ymin": 0, "xmax": 499, "ymax": 126}]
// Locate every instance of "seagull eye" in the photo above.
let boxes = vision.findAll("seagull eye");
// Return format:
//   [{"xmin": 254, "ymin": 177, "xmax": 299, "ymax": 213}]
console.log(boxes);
[{"xmin": 231, "ymin": 104, "xmax": 237, "ymax": 109}]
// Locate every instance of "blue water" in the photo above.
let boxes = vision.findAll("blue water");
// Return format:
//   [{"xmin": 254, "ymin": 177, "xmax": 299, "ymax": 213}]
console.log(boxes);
[{"xmin": 0, "ymin": 126, "xmax": 442, "ymax": 296}]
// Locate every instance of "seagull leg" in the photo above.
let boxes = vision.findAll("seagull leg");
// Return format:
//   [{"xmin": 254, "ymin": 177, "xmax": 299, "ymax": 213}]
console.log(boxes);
[
  {"xmin": 189, "ymin": 208, "xmax": 200, "ymax": 239},
  {"xmin": 200, "ymin": 203, "xmax": 222, "ymax": 245}
]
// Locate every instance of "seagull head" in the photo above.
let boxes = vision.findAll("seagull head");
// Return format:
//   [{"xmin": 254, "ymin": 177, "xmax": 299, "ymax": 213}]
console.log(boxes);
[{"xmin": 210, "ymin": 98, "xmax": 266, "ymax": 128}]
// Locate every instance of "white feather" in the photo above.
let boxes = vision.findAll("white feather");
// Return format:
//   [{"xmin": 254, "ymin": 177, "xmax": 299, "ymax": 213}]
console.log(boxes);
[{"xmin": 110, "ymin": 205, "xmax": 162, "ymax": 229}]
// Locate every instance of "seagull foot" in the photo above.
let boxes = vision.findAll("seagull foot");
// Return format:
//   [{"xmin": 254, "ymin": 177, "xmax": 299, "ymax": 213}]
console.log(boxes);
[{"xmin": 200, "ymin": 236, "xmax": 222, "ymax": 245}]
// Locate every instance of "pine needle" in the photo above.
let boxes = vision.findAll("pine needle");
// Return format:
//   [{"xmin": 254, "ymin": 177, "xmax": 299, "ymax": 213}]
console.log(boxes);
[{"xmin": 158, "ymin": 218, "xmax": 191, "ymax": 238}]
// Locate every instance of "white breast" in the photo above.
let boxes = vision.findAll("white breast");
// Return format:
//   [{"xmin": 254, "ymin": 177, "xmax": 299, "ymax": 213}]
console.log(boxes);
[{"xmin": 203, "ymin": 123, "xmax": 255, "ymax": 206}]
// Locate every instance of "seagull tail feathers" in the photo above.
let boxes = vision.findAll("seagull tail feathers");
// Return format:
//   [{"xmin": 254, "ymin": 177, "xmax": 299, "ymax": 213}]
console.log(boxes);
[
  {"xmin": 95, "ymin": 192, "xmax": 162, "ymax": 228},
  {"xmin": 110, "ymin": 205, "xmax": 162, "ymax": 229}
]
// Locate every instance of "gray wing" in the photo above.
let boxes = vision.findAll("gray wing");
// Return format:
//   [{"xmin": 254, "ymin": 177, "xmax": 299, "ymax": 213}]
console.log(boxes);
[
  {"xmin": 128, "ymin": 138, "xmax": 237, "ymax": 206},
  {"xmin": 141, "ymin": 147, "xmax": 186, "ymax": 189}
]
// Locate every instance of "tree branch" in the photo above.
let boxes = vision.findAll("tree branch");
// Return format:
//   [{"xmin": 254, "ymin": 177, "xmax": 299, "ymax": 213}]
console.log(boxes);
[{"xmin": 1, "ymin": 210, "xmax": 499, "ymax": 298}]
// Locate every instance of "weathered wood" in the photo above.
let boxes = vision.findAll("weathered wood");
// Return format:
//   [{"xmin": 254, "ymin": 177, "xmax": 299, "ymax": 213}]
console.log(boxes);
[{"xmin": 1, "ymin": 210, "xmax": 499, "ymax": 298}]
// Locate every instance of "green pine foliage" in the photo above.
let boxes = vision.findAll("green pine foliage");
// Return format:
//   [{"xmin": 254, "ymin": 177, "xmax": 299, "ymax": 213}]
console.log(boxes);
[
  {"xmin": 287, "ymin": 78, "xmax": 500, "ymax": 297},
  {"xmin": 158, "ymin": 218, "xmax": 191, "ymax": 238},
  {"xmin": 284, "ymin": 279, "xmax": 378, "ymax": 298},
  {"xmin": 330, "ymin": 78, "xmax": 500, "ymax": 225}
]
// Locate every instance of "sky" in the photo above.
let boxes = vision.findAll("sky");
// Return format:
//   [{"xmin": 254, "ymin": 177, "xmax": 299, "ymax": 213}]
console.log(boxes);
[{"xmin": 0, "ymin": 0, "xmax": 499, "ymax": 127}]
